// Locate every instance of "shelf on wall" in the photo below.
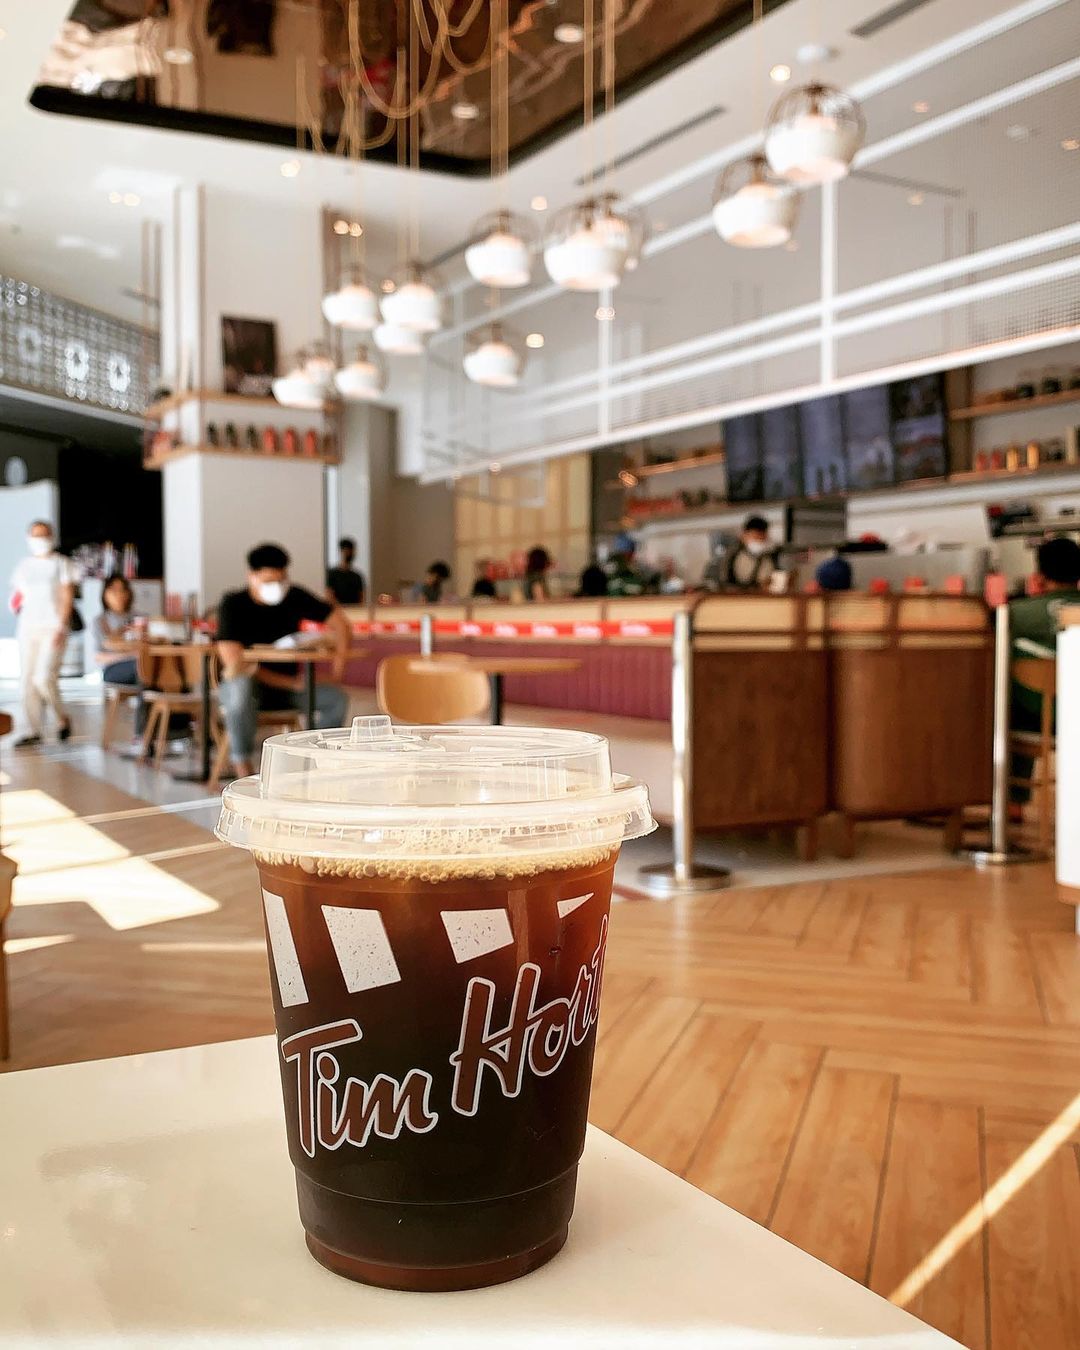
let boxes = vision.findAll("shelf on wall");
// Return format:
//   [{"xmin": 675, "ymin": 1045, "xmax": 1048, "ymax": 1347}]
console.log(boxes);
[
  {"xmin": 145, "ymin": 442, "xmax": 339, "ymax": 471},
  {"xmin": 146, "ymin": 389, "xmax": 337, "ymax": 419},
  {"xmin": 634, "ymin": 449, "xmax": 726, "ymax": 479},
  {"xmin": 948, "ymin": 387, "xmax": 1080, "ymax": 421}
]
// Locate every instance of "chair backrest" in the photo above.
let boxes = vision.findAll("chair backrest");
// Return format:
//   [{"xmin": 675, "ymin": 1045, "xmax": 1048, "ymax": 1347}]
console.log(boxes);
[
  {"xmin": 1012, "ymin": 657, "xmax": 1056, "ymax": 698},
  {"xmin": 376, "ymin": 654, "xmax": 490, "ymax": 724}
]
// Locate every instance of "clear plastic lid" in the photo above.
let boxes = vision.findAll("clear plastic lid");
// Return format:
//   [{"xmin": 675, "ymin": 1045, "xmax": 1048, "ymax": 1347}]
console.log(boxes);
[{"xmin": 215, "ymin": 716, "xmax": 656, "ymax": 864}]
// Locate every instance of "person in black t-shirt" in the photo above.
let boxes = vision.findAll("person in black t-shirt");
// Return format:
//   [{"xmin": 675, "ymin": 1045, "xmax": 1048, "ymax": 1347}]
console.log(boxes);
[
  {"xmin": 326, "ymin": 537, "xmax": 366, "ymax": 607},
  {"xmin": 216, "ymin": 542, "xmax": 350, "ymax": 777}
]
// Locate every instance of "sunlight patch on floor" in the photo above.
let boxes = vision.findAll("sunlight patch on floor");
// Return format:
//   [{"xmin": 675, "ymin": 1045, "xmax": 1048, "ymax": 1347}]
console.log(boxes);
[
  {"xmin": 12, "ymin": 856, "xmax": 220, "ymax": 932},
  {"xmin": 4, "ymin": 934, "xmax": 75, "ymax": 955},
  {"xmin": 889, "ymin": 1089, "xmax": 1080, "ymax": 1306},
  {"xmin": 1, "ymin": 789, "xmax": 77, "ymax": 834}
]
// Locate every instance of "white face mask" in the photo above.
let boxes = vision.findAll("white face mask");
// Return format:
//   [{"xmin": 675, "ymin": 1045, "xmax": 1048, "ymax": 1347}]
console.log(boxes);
[
  {"xmin": 257, "ymin": 581, "xmax": 287, "ymax": 606},
  {"xmin": 27, "ymin": 535, "xmax": 53, "ymax": 557},
  {"xmin": 745, "ymin": 538, "xmax": 770, "ymax": 557}
]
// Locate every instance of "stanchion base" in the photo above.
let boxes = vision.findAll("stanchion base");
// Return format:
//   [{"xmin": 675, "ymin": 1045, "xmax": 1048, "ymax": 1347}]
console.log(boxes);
[
  {"xmin": 637, "ymin": 862, "xmax": 731, "ymax": 896},
  {"xmin": 960, "ymin": 845, "xmax": 1050, "ymax": 867}
]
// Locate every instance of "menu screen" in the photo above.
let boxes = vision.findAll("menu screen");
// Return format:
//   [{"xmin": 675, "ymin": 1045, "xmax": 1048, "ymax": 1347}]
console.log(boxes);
[
  {"xmin": 799, "ymin": 395, "xmax": 848, "ymax": 495},
  {"xmin": 891, "ymin": 374, "xmax": 947, "ymax": 482},
  {"xmin": 724, "ymin": 414, "xmax": 762, "ymax": 502},
  {"xmin": 843, "ymin": 385, "xmax": 894, "ymax": 489},
  {"xmin": 761, "ymin": 405, "xmax": 802, "ymax": 500}
]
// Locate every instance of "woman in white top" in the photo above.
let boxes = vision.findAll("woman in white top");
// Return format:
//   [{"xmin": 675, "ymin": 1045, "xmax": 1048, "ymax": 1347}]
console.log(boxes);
[{"xmin": 10, "ymin": 520, "xmax": 75, "ymax": 748}]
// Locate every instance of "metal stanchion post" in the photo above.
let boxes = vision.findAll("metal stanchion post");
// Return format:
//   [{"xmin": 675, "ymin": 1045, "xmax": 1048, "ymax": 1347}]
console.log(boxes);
[
  {"xmin": 419, "ymin": 613, "xmax": 434, "ymax": 658},
  {"xmin": 963, "ymin": 602, "xmax": 1046, "ymax": 866},
  {"xmin": 639, "ymin": 609, "xmax": 730, "ymax": 896}
]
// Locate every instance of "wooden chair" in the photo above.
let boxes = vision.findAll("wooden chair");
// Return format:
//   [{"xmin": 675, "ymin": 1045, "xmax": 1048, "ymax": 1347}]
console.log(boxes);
[
  {"xmin": 101, "ymin": 682, "xmax": 142, "ymax": 749},
  {"xmin": 377, "ymin": 654, "xmax": 490, "ymax": 724},
  {"xmin": 137, "ymin": 643, "xmax": 207, "ymax": 770},
  {"xmin": 207, "ymin": 654, "xmax": 302, "ymax": 787},
  {"xmin": 1009, "ymin": 657, "xmax": 1056, "ymax": 851}
]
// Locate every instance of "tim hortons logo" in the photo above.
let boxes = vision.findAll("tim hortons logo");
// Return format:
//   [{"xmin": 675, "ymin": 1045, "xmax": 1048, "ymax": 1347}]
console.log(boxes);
[{"xmin": 281, "ymin": 918, "xmax": 607, "ymax": 1158}]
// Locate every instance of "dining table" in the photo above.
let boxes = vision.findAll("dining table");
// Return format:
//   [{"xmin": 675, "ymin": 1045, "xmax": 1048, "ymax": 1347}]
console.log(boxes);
[
  {"xmin": 409, "ymin": 655, "xmax": 581, "ymax": 724},
  {"xmin": 142, "ymin": 642, "xmax": 365, "ymax": 783}
]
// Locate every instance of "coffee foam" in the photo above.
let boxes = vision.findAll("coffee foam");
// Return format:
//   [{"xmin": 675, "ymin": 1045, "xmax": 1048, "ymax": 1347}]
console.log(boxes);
[{"xmin": 253, "ymin": 841, "xmax": 618, "ymax": 884}]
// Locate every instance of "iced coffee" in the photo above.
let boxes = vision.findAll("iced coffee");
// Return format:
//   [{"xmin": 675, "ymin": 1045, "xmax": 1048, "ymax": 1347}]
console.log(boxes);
[{"xmin": 216, "ymin": 716, "xmax": 655, "ymax": 1291}]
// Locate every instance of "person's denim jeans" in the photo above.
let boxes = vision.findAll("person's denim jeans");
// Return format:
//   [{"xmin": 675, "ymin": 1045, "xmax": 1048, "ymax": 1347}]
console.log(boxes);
[{"xmin": 217, "ymin": 674, "xmax": 347, "ymax": 761}]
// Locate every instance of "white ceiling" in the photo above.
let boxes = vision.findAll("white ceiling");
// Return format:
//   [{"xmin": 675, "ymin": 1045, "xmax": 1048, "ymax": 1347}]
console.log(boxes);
[{"xmin": 0, "ymin": 0, "xmax": 1024, "ymax": 324}]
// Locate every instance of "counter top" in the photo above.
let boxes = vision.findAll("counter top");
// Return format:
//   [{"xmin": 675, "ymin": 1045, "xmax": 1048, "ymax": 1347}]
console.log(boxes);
[{"xmin": 0, "ymin": 1036, "xmax": 959, "ymax": 1348}]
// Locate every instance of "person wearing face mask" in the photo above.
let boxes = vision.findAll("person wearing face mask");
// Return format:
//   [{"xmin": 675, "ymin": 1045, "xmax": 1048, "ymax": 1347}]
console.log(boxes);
[
  {"xmin": 215, "ymin": 543, "xmax": 350, "ymax": 779},
  {"xmin": 9, "ymin": 520, "xmax": 75, "ymax": 748},
  {"xmin": 725, "ymin": 515, "xmax": 781, "ymax": 590}
]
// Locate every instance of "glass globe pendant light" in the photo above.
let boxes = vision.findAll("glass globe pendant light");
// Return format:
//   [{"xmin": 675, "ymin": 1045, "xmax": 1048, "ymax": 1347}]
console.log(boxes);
[
  {"xmin": 543, "ymin": 193, "xmax": 647, "ymax": 291},
  {"xmin": 464, "ymin": 209, "xmax": 534, "ymax": 288},
  {"xmin": 321, "ymin": 268, "xmax": 380, "ymax": 331},
  {"xmin": 379, "ymin": 262, "xmax": 444, "ymax": 334},
  {"xmin": 712, "ymin": 154, "xmax": 798, "ymax": 248},
  {"xmin": 463, "ymin": 323, "xmax": 525, "ymax": 388},
  {"xmin": 764, "ymin": 81, "xmax": 865, "ymax": 185},
  {"xmin": 334, "ymin": 344, "xmax": 386, "ymax": 401}
]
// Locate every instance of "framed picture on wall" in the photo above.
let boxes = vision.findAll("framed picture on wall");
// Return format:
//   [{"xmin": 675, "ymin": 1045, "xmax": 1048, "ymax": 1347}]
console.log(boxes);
[
  {"xmin": 891, "ymin": 373, "xmax": 947, "ymax": 482},
  {"xmin": 221, "ymin": 316, "xmax": 277, "ymax": 396},
  {"xmin": 723, "ymin": 414, "xmax": 762, "ymax": 502}
]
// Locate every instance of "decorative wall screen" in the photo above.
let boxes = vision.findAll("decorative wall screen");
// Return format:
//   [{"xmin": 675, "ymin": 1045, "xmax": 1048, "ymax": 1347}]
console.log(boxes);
[
  {"xmin": 419, "ymin": 0, "xmax": 1080, "ymax": 482},
  {"xmin": 0, "ymin": 275, "xmax": 158, "ymax": 416}
]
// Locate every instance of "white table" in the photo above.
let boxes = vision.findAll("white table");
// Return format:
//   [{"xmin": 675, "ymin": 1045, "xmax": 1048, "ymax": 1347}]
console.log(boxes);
[{"xmin": 0, "ymin": 1037, "xmax": 960, "ymax": 1348}]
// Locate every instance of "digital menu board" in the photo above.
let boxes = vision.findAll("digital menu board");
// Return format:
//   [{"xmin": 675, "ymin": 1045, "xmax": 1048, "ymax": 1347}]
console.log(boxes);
[
  {"xmin": 842, "ymin": 384, "xmax": 894, "ymax": 489},
  {"xmin": 890, "ymin": 374, "xmax": 947, "ymax": 482},
  {"xmin": 723, "ymin": 414, "xmax": 762, "ymax": 502},
  {"xmin": 760, "ymin": 405, "xmax": 802, "ymax": 500},
  {"xmin": 798, "ymin": 394, "xmax": 848, "ymax": 495}
]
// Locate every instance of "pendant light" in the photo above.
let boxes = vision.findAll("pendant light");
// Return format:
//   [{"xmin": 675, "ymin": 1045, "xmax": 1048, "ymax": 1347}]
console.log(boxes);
[
  {"xmin": 464, "ymin": 323, "xmax": 525, "ymax": 388},
  {"xmin": 465, "ymin": 209, "xmax": 534, "ymax": 288},
  {"xmin": 272, "ymin": 347, "xmax": 330, "ymax": 410},
  {"xmin": 764, "ymin": 81, "xmax": 865, "ymax": 185},
  {"xmin": 463, "ymin": 6, "xmax": 534, "ymax": 290},
  {"xmin": 373, "ymin": 322, "xmax": 425, "ymax": 357},
  {"xmin": 322, "ymin": 269, "xmax": 380, "ymax": 331},
  {"xmin": 334, "ymin": 344, "xmax": 386, "ymax": 400},
  {"xmin": 544, "ymin": 0, "xmax": 647, "ymax": 291},
  {"xmin": 713, "ymin": 153, "xmax": 798, "ymax": 248},
  {"xmin": 543, "ymin": 193, "xmax": 646, "ymax": 290},
  {"xmin": 379, "ymin": 262, "xmax": 444, "ymax": 333}
]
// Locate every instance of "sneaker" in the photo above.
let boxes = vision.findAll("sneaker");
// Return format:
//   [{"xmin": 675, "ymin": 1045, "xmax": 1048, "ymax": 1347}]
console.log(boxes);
[
  {"xmin": 58, "ymin": 721, "xmax": 73, "ymax": 742},
  {"xmin": 13, "ymin": 734, "xmax": 42, "ymax": 750}
]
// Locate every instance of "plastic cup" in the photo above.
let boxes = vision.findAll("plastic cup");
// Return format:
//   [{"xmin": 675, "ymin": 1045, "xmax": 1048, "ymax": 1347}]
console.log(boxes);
[{"xmin": 216, "ymin": 715, "xmax": 655, "ymax": 1291}]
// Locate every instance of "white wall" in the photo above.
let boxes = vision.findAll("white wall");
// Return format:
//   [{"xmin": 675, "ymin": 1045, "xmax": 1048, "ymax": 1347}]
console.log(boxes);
[{"xmin": 164, "ymin": 453, "xmax": 325, "ymax": 610}]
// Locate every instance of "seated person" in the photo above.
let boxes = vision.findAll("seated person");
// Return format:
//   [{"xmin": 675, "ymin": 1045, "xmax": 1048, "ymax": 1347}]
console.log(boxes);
[
  {"xmin": 216, "ymin": 543, "xmax": 349, "ymax": 778},
  {"xmin": 326, "ymin": 536, "xmax": 366, "ymax": 606},
  {"xmin": 471, "ymin": 558, "xmax": 497, "ymax": 601},
  {"xmin": 576, "ymin": 562, "xmax": 608, "ymax": 598},
  {"xmin": 93, "ymin": 572, "xmax": 148, "ymax": 734},
  {"xmin": 814, "ymin": 555, "xmax": 853, "ymax": 592},
  {"xmin": 410, "ymin": 560, "xmax": 452, "ymax": 604},
  {"xmin": 1008, "ymin": 536, "xmax": 1080, "ymax": 800}
]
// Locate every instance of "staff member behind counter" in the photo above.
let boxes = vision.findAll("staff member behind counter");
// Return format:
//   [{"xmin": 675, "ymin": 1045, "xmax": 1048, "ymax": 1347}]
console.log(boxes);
[{"xmin": 703, "ymin": 515, "xmax": 783, "ymax": 591}]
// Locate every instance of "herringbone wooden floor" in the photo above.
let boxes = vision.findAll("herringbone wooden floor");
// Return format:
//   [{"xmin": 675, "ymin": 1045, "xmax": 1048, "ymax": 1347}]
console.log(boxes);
[{"xmin": 2, "ymin": 757, "xmax": 1079, "ymax": 1348}]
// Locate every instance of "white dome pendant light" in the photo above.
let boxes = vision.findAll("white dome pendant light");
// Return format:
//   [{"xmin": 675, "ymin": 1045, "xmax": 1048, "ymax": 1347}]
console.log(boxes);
[
  {"xmin": 322, "ymin": 270, "xmax": 380, "ymax": 331},
  {"xmin": 372, "ymin": 322, "xmax": 425, "ymax": 357},
  {"xmin": 713, "ymin": 154, "xmax": 798, "ymax": 248},
  {"xmin": 272, "ymin": 348, "xmax": 330, "ymax": 410},
  {"xmin": 464, "ymin": 209, "xmax": 534, "ymax": 288},
  {"xmin": 764, "ymin": 82, "xmax": 865, "ymax": 185},
  {"xmin": 543, "ymin": 194, "xmax": 647, "ymax": 291},
  {"xmin": 379, "ymin": 262, "xmax": 444, "ymax": 334},
  {"xmin": 334, "ymin": 345, "xmax": 386, "ymax": 400},
  {"xmin": 463, "ymin": 324, "xmax": 525, "ymax": 388}
]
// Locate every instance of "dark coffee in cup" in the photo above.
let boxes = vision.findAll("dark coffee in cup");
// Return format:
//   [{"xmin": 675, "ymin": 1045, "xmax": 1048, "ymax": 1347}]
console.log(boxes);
[{"xmin": 218, "ymin": 717, "xmax": 654, "ymax": 1291}]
